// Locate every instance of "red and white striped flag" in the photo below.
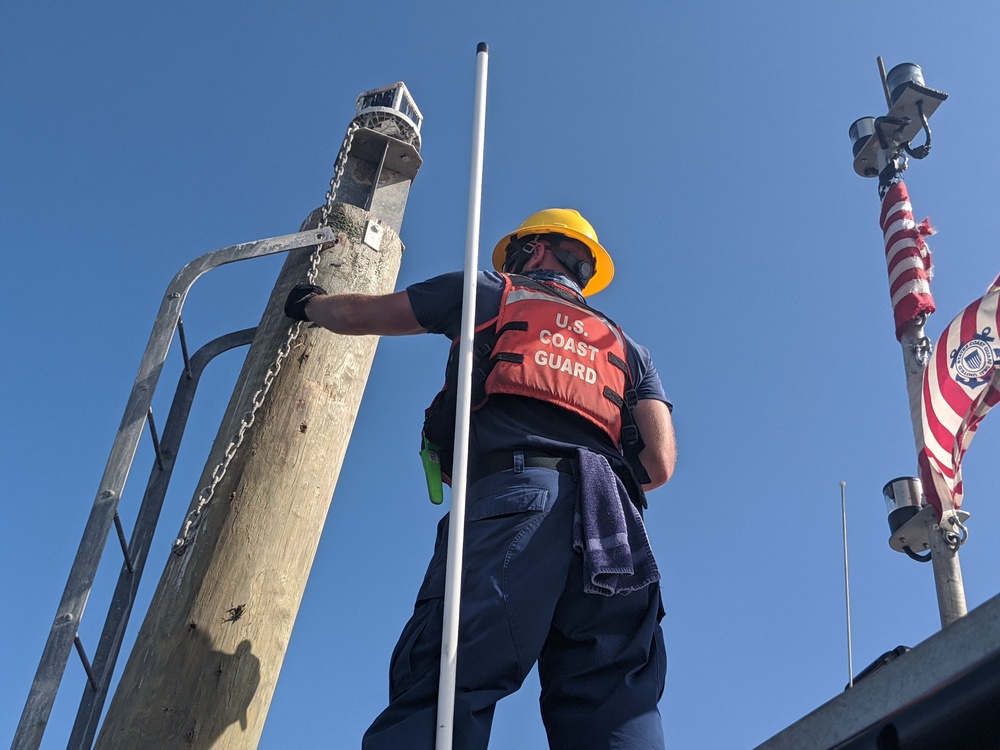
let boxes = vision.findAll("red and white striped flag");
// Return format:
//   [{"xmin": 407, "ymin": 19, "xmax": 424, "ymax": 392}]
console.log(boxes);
[
  {"xmin": 920, "ymin": 278, "xmax": 1000, "ymax": 515},
  {"xmin": 880, "ymin": 182, "xmax": 936, "ymax": 340}
]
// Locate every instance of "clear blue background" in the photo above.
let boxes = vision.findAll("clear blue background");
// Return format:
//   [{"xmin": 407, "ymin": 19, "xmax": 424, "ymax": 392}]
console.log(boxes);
[{"xmin": 3, "ymin": 2, "xmax": 999, "ymax": 748}]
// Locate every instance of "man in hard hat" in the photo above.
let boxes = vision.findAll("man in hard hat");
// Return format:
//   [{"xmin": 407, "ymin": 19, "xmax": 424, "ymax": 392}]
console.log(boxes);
[{"xmin": 285, "ymin": 208, "xmax": 676, "ymax": 749}]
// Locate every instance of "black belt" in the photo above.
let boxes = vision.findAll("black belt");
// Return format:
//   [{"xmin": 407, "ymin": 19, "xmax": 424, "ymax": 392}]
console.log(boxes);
[{"xmin": 471, "ymin": 450, "xmax": 577, "ymax": 484}]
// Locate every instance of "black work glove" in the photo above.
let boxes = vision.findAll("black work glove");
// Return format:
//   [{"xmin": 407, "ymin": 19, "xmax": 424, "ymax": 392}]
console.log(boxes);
[{"xmin": 284, "ymin": 283, "xmax": 327, "ymax": 322}]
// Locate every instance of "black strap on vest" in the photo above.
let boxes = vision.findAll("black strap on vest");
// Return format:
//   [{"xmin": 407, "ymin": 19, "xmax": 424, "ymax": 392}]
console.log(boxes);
[
  {"xmin": 489, "ymin": 320, "xmax": 528, "ymax": 367},
  {"xmin": 607, "ymin": 351, "xmax": 628, "ymax": 374}
]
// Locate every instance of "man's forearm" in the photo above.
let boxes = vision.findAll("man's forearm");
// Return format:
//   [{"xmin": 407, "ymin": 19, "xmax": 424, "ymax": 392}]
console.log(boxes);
[
  {"xmin": 304, "ymin": 290, "xmax": 427, "ymax": 337},
  {"xmin": 634, "ymin": 399, "xmax": 676, "ymax": 491}
]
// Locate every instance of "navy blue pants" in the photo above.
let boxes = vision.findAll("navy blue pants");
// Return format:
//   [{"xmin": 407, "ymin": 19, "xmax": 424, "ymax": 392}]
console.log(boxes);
[{"xmin": 362, "ymin": 466, "xmax": 666, "ymax": 749}]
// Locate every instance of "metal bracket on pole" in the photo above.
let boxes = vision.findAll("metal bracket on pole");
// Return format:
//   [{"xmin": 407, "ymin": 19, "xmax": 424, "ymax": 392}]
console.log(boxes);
[{"xmin": 888, "ymin": 504, "xmax": 970, "ymax": 556}]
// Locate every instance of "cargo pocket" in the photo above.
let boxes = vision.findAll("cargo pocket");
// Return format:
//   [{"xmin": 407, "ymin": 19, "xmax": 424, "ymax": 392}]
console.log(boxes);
[
  {"xmin": 463, "ymin": 481, "xmax": 556, "ymax": 679},
  {"xmin": 465, "ymin": 484, "xmax": 550, "ymax": 522},
  {"xmin": 387, "ymin": 595, "xmax": 444, "ymax": 702}
]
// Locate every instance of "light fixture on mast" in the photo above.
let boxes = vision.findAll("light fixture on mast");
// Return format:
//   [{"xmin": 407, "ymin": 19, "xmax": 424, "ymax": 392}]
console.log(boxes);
[
  {"xmin": 849, "ymin": 62, "xmax": 948, "ymax": 179},
  {"xmin": 883, "ymin": 476, "xmax": 933, "ymax": 562},
  {"xmin": 354, "ymin": 81, "xmax": 423, "ymax": 150},
  {"xmin": 332, "ymin": 81, "xmax": 424, "ymax": 228},
  {"xmin": 882, "ymin": 476, "xmax": 970, "ymax": 563}
]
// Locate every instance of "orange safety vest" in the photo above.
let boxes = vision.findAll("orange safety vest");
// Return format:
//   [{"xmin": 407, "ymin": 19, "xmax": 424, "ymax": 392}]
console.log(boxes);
[
  {"xmin": 422, "ymin": 275, "xmax": 638, "ymax": 479},
  {"xmin": 483, "ymin": 276, "xmax": 631, "ymax": 445}
]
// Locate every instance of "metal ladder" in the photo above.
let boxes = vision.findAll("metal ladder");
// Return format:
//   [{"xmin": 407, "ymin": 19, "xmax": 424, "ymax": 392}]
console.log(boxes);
[{"xmin": 12, "ymin": 226, "xmax": 336, "ymax": 750}]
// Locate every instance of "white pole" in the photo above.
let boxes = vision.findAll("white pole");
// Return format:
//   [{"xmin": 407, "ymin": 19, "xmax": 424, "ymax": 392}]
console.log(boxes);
[
  {"xmin": 840, "ymin": 481, "xmax": 854, "ymax": 689},
  {"xmin": 435, "ymin": 41, "xmax": 489, "ymax": 750},
  {"xmin": 897, "ymin": 316, "xmax": 968, "ymax": 627}
]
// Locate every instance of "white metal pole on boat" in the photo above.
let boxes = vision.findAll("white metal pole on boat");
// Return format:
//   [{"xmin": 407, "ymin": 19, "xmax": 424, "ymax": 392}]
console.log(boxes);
[
  {"xmin": 898, "ymin": 315, "xmax": 968, "ymax": 627},
  {"xmin": 872, "ymin": 55, "xmax": 967, "ymax": 628},
  {"xmin": 840, "ymin": 481, "xmax": 854, "ymax": 688},
  {"xmin": 436, "ymin": 41, "xmax": 489, "ymax": 750}
]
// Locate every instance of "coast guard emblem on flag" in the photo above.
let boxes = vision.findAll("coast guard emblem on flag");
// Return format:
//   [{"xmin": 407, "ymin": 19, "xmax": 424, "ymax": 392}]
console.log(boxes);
[
  {"xmin": 920, "ymin": 281, "xmax": 1000, "ymax": 515},
  {"xmin": 951, "ymin": 327, "xmax": 999, "ymax": 388}
]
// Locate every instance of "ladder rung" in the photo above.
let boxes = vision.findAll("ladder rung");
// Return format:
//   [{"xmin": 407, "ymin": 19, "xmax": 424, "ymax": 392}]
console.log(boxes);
[
  {"xmin": 177, "ymin": 317, "xmax": 193, "ymax": 379},
  {"xmin": 73, "ymin": 636, "xmax": 99, "ymax": 692},
  {"xmin": 146, "ymin": 407, "xmax": 165, "ymax": 470},
  {"xmin": 113, "ymin": 512, "xmax": 134, "ymax": 574}
]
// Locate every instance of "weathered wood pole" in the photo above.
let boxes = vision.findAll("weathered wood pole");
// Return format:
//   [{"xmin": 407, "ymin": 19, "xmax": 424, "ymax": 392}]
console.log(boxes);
[{"xmin": 96, "ymin": 91, "xmax": 422, "ymax": 749}]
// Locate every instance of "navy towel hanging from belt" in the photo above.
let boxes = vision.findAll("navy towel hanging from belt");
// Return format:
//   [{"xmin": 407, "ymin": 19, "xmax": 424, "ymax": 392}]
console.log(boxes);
[{"xmin": 572, "ymin": 449, "xmax": 659, "ymax": 596}]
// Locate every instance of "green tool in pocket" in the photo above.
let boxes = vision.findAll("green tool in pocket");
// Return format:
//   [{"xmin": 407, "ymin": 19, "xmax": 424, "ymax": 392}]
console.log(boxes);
[{"xmin": 419, "ymin": 436, "xmax": 444, "ymax": 505}]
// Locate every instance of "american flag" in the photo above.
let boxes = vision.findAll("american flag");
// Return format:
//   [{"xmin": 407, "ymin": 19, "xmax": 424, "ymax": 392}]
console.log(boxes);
[
  {"xmin": 920, "ymin": 278, "xmax": 1000, "ymax": 514},
  {"xmin": 880, "ymin": 182, "xmax": 936, "ymax": 340}
]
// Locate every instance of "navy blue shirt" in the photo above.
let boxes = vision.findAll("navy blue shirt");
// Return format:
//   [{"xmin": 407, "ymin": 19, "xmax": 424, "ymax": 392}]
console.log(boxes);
[{"xmin": 407, "ymin": 270, "xmax": 670, "ymax": 469}]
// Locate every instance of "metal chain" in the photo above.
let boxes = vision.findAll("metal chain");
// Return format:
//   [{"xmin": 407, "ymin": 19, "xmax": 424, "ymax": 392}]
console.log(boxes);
[
  {"xmin": 172, "ymin": 122, "xmax": 360, "ymax": 556},
  {"xmin": 317, "ymin": 122, "xmax": 359, "ymax": 256}
]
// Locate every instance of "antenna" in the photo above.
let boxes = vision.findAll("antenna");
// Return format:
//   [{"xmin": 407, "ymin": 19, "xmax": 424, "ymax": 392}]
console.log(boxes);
[
  {"xmin": 841, "ymin": 481, "xmax": 854, "ymax": 689},
  {"xmin": 876, "ymin": 56, "xmax": 892, "ymax": 109},
  {"xmin": 436, "ymin": 41, "xmax": 490, "ymax": 750}
]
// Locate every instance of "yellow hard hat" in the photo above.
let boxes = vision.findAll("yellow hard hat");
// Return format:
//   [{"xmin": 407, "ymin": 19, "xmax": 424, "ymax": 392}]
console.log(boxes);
[{"xmin": 491, "ymin": 208, "xmax": 615, "ymax": 296}]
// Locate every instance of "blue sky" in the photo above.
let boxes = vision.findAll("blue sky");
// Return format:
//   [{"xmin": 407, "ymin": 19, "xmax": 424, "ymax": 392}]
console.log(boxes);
[{"xmin": 3, "ymin": 2, "xmax": 999, "ymax": 748}]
